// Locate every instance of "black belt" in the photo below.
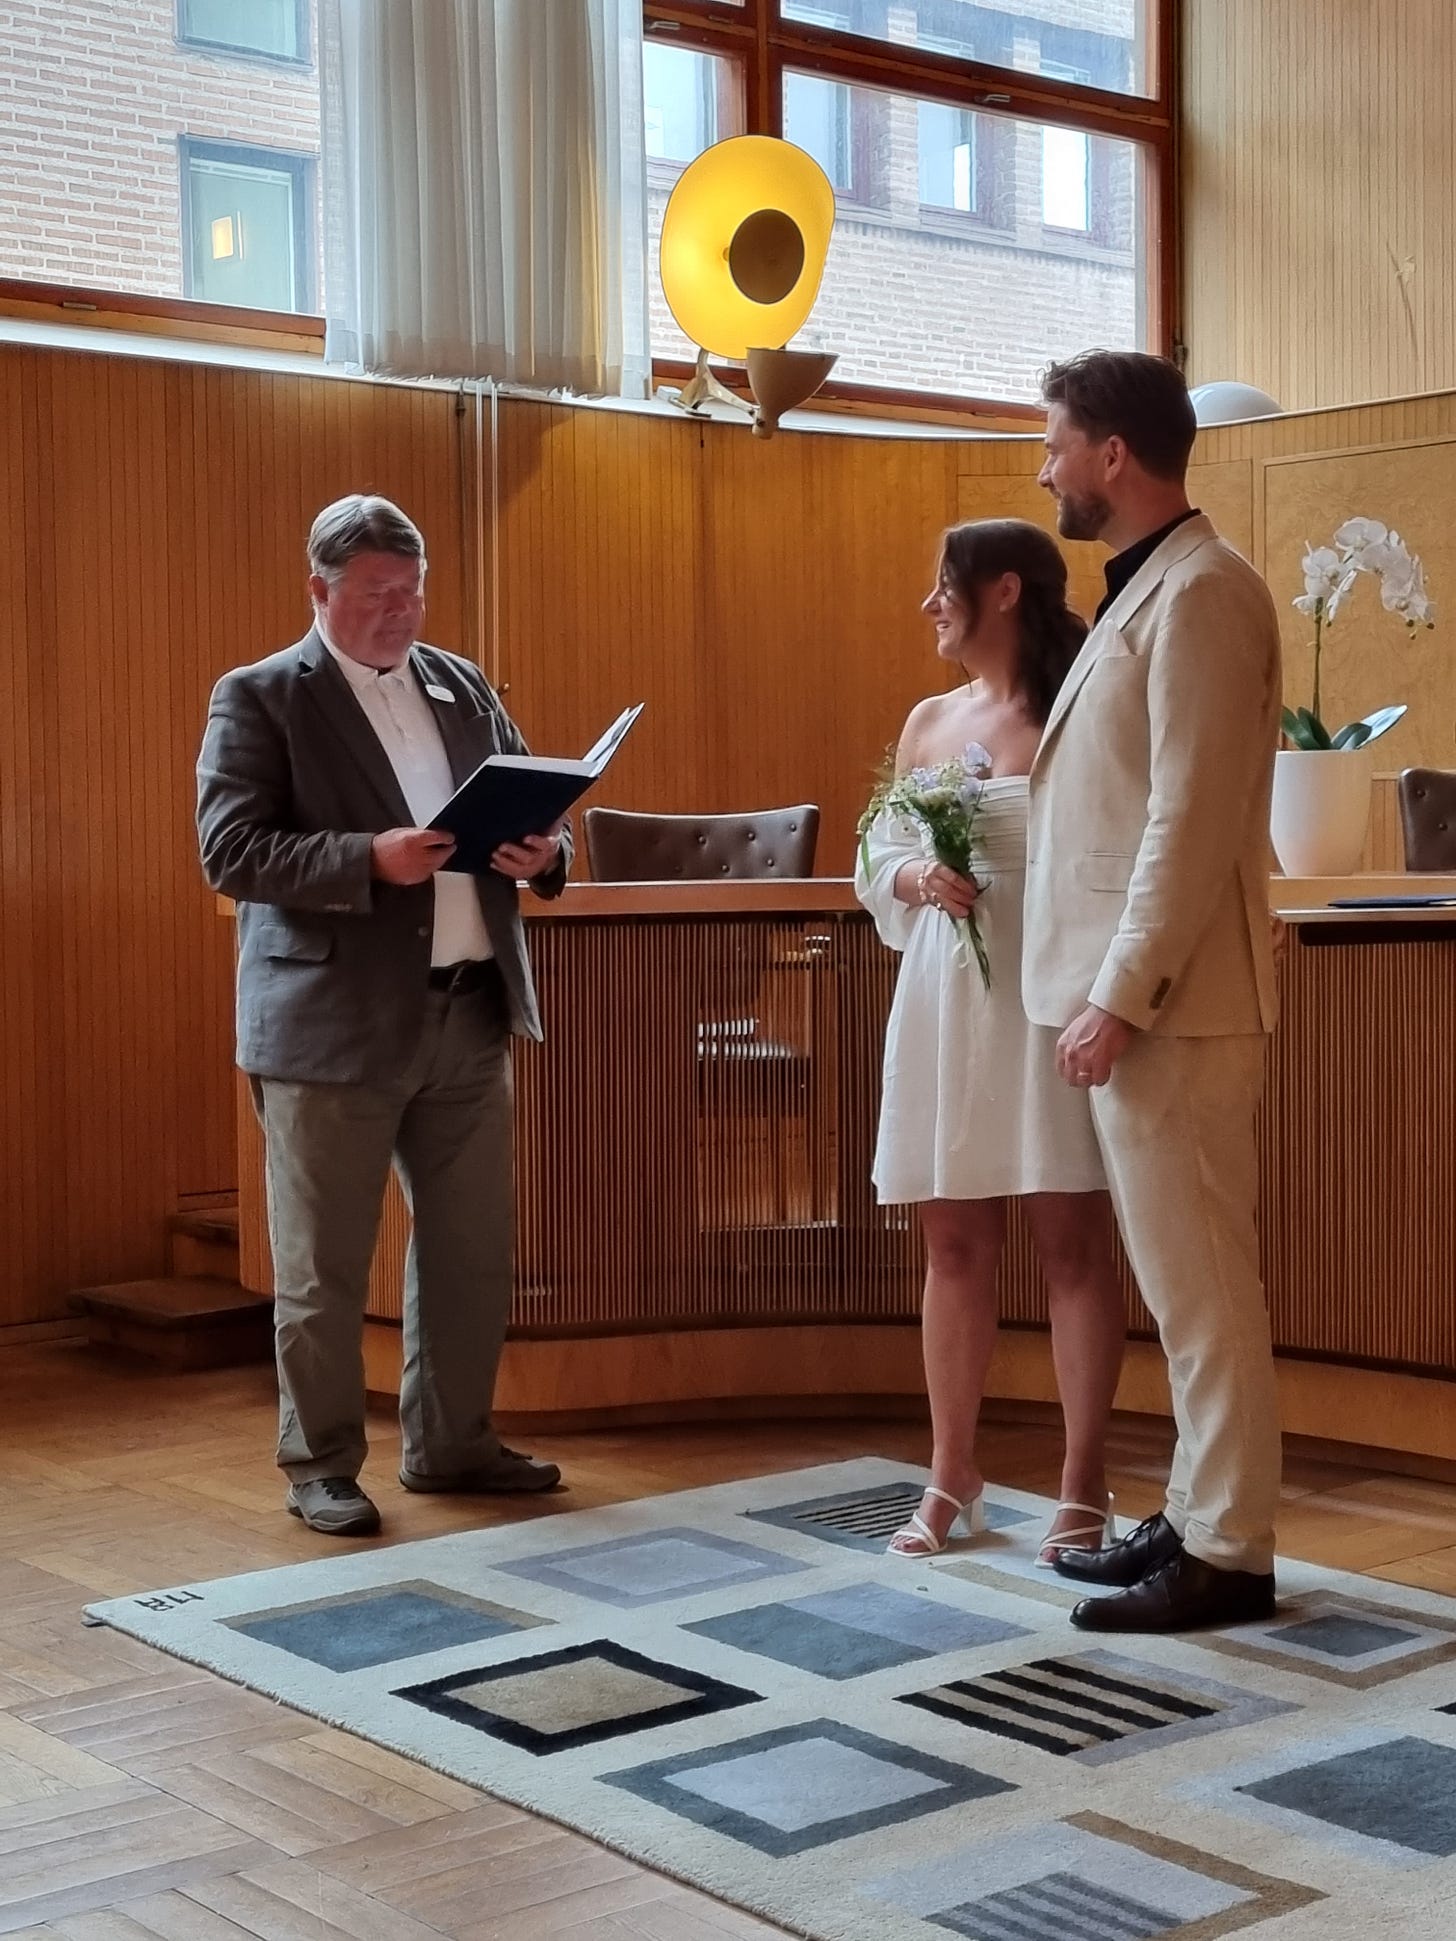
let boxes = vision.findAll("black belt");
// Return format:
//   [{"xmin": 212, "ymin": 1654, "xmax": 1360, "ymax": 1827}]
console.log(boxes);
[{"xmin": 427, "ymin": 959, "xmax": 502, "ymax": 995}]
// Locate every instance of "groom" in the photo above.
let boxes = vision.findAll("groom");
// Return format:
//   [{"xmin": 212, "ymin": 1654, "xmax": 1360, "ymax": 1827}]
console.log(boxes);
[{"xmin": 1024, "ymin": 349, "xmax": 1284, "ymax": 1633}]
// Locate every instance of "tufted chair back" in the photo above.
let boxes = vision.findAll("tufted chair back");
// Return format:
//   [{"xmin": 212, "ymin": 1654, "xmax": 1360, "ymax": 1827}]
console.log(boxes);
[
  {"xmin": 584, "ymin": 805, "xmax": 820, "ymax": 881},
  {"xmin": 1398, "ymin": 769, "xmax": 1456, "ymax": 871}
]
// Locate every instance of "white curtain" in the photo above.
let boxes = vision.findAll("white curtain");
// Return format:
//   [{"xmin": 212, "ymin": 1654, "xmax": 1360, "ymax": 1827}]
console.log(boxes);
[{"xmin": 320, "ymin": 0, "xmax": 649, "ymax": 396}]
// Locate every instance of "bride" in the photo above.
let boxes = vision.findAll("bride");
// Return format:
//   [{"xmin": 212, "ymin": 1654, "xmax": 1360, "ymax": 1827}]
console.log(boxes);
[{"xmin": 855, "ymin": 518, "xmax": 1127, "ymax": 1564}]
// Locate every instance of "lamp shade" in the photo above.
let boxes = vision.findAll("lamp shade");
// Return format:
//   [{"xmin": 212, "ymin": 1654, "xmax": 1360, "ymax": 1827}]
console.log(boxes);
[
  {"xmin": 660, "ymin": 136, "xmax": 835, "ymax": 361},
  {"xmin": 1189, "ymin": 381, "xmax": 1283, "ymax": 425}
]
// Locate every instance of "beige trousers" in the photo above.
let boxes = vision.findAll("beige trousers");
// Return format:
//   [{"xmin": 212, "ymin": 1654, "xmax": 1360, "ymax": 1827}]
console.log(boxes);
[
  {"xmin": 254, "ymin": 982, "xmax": 514, "ymax": 1485},
  {"xmin": 1089, "ymin": 1032, "xmax": 1282, "ymax": 1573}
]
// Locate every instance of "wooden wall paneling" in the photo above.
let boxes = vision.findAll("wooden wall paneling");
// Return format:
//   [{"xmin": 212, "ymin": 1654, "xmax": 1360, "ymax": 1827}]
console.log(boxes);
[
  {"xmin": 494, "ymin": 401, "xmax": 708, "ymax": 839},
  {"xmin": 1262, "ymin": 439, "xmax": 1456, "ymax": 772},
  {"xmin": 1183, "ymin": 1, "xmax": 1456, "ymax": 412}
]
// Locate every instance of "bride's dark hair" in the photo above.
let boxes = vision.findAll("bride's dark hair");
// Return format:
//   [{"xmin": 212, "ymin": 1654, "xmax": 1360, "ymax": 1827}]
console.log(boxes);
[{"xmin": 937, "ymin": 519, "xmax": 1088, "ymax": 726}]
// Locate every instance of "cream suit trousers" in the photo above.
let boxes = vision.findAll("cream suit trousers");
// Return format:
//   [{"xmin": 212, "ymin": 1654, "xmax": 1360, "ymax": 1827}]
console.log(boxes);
[{"xmin": 1089, "ymin": 1031, "xmax": 1281, "ymax": 1574}]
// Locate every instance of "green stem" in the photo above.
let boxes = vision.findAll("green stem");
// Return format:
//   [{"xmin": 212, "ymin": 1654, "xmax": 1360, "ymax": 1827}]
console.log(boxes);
[{"xmin": 1312, "ymin": 609, "xmax": 1323, "ymax": 726}]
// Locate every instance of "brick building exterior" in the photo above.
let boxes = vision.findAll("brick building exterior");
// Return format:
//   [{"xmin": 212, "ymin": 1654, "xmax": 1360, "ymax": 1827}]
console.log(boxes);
[{"xmin": 1, "ymin": 0, "xmax": 1140, "ymax": 401}]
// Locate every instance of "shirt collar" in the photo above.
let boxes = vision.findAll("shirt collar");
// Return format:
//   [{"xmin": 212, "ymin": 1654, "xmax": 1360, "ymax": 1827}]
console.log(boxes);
[
  {"xmin": 1097, "ymin": 507, "xmax": 1200, "ymax": 620},
  {"xmin": 316, "ymin": 617, "xmax": 413, "ymax": 689}
]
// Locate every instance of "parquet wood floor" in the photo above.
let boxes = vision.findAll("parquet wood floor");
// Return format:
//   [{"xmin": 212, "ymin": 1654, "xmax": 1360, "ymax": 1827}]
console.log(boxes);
[{"xmin": 2, "ymin": 1342, "xmax": 1455, "ymax": 1938}]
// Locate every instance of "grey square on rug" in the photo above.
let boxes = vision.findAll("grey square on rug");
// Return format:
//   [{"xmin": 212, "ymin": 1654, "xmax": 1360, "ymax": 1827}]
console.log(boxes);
[{"xmin": 84, "ymin": 1457, "xmax": 1456, "ymax": 1941}]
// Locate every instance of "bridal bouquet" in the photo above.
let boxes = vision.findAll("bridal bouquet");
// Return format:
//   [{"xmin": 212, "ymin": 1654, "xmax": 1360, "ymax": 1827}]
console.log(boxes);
[
  {"xmin": 858, "ymin": 742, "xmax": 993, "ymax": 988},
  {"xmin": 1284, "ymin": 517, "xmax": 1436, "ymax": 750}
]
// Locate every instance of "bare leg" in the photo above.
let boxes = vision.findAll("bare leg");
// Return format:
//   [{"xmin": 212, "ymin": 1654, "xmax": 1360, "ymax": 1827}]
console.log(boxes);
[
  {"xmin": 891, "ymin": 1197, "xmax": 1007, "ymax": 1552},
  {"xmin": 1023, "ymin": 1189, "xmax": 1126, "ymax": 1553}
]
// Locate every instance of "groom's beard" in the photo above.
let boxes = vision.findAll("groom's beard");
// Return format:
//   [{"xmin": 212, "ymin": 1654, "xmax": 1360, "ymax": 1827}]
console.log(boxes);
[{"xmin": 1053, "ymin": 489, "xmax": 1113, "ymax": 542}]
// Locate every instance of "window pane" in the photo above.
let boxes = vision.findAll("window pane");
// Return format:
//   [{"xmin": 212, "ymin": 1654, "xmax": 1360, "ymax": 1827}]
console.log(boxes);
[
  {"xmin": 0, "ymin": 2, "xmax": 321, "ymax": 311},
  {"xmin": 781, "ymin": 0, "xmax": 1150, "ymax": 99},
  {"xmin": 184, "ymin": 149, "xmax": 308, "ymax": 311},
  {"xmin": 644, "ymin": 44, "xmax": 747, "ymax": 360},
  {"xmin": 783, "ymin": 73, "xmax": 1149, "ymax": 402},
  {"xmin": 179, "ymin": 0, "xmax": 304, "ymax": 63}
]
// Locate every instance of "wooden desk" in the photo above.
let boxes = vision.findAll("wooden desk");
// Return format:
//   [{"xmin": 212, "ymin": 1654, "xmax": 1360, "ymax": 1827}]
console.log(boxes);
[{"xmin": 233, "ymin": 878, "xmax": 1456, "ymax": 1461}]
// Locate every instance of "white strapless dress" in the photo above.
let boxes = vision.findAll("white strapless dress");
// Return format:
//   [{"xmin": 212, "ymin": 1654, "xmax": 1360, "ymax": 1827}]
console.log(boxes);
[{"xmin": 854, "ymin": 776, "xmax": 1106, "ymax": 1203}]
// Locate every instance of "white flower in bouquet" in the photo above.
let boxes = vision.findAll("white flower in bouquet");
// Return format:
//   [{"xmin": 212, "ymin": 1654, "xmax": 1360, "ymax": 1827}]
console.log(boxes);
[{"xmin": 858, "ymin": 743, "xmax": 994, "ymax": 988}]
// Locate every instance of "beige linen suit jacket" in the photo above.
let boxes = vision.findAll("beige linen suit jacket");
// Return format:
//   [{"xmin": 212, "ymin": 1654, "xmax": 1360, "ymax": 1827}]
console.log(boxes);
[{"xmin": 1022, "ymin": 514, "xmax": 1282, "ymax": 1037}]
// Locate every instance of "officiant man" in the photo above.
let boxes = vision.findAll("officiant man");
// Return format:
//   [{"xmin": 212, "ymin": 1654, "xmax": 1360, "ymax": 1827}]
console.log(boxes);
[{"xmin": 197, "ymin": 494, "xmax": 571, "ymax": 1537}]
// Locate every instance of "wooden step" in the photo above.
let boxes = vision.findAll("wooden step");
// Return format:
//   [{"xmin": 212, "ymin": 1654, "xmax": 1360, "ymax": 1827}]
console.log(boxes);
[
  {"xmin": 167, "ymin": 1207, "xmax": 241, "ymax": 1281},
  {"xmin": 71, "ymin": 1277, "xmax": 272, "ymax": 1371}
]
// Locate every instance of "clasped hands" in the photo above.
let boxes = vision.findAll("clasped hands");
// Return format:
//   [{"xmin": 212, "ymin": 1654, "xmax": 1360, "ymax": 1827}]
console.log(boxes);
[{"xmin": 371, "ymin": 823, "xmax": 564, "ymax": 887}]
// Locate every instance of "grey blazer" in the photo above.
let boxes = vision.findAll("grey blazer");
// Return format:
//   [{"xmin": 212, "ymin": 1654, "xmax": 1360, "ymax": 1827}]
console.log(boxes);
[{"xmin": 196, "ymin": 628, "xmax": 571, "ymax": 1084}]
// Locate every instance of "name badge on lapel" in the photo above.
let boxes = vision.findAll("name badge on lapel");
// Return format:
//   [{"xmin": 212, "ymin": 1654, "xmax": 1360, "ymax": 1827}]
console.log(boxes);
[{"xmin": 425, "ymin": 683, "xmax": 454, "ymax": 703}]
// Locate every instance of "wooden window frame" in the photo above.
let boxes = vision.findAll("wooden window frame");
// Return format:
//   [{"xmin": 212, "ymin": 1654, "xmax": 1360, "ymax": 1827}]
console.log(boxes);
[{"xmin": 644, "ymin": 0, "xmax": 1180, "ymax": 422}]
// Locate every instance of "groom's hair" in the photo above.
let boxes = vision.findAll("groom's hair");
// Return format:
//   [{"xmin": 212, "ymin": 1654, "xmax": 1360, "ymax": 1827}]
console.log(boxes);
[{"xmin": 1041, "ymin": 350, "xmax": 1196, "ymax": 482}]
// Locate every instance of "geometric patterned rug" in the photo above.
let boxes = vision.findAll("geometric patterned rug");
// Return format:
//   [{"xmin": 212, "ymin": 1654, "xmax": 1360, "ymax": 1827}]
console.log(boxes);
[{"xmin": 84, "ymin": 1457, "xmax": 1456, "ymax": 1941}]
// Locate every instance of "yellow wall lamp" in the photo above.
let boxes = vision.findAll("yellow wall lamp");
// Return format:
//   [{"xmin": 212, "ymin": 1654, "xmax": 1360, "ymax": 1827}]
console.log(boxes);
[{"xmin": 660, "ymin": 135, "xmax": 837, "ymax": 439}]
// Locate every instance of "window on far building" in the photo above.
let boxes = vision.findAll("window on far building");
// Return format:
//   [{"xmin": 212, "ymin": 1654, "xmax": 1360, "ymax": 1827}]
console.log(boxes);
[
  {"xmin": 177, "ymin": 0, "xmax": 309, "ymax": 65},
  {"xmin": 180, "ymin": 139, "xmax": 314, "ymax": 313},
  {"xmin": 919, "ymin": 101, "xmax": 981, "ymax": 215},
  {"xmin": 644, "ymin": 42, "xmax": 723, "ymax": 163},
  {"xmin": 784, "ymin": 72, "xmax": 855, "ymax": 197}
]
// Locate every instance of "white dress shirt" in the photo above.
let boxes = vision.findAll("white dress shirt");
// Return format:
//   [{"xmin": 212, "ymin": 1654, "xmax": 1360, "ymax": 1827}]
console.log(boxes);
[{"xmin": 324, "ymin": 636, "xmax": 493, "ymax": 966}]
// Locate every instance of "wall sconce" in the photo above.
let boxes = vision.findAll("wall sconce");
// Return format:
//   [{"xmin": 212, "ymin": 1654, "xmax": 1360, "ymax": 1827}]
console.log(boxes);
[{"xmin": 660, "ymin": 136, "xmax": 837, "ymax": 438}]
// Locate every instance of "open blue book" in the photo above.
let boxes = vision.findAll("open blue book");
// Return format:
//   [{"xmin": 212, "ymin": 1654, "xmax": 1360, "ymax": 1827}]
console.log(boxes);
[{"xmin": 430, "ymin": 704, "xmax": 643, "ymax": 875}]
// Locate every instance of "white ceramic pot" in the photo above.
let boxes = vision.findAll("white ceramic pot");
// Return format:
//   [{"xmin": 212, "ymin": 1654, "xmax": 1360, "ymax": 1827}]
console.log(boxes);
[{"xmin": 1270, "ymin": 748, "xmax": 1373, "ymax": 877}]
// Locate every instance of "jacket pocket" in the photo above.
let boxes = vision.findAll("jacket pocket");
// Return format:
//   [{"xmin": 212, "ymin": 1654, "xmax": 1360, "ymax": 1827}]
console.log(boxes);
[
  {"xmin": 256, "ymin": 923, "xmax": 333, "ymax": 963},
  {"xmin": 1076, "ymin": 852, "xmax": 1137, "ymax": 893}
]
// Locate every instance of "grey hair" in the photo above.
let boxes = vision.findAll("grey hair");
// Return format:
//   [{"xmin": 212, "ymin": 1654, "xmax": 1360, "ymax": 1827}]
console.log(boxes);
[{"xmin": 307, "ymin": 495, "xmax": 426, "ymax": 579}]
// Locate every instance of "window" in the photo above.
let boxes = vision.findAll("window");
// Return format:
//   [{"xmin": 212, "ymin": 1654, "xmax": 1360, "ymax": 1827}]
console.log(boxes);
[
  {"xmin": 781, "ymin": 0, "xmax": 1149, "ymax": 99},
  {"xmin": 918, "ymin": 102, "xmax": 981, "ymax": 216},
  {"xmin": 645, "ymin": 0, "xmax": 1172, "ymax": 408},
  {"xmin": 783, "ymin": 73, "xmax": 855, "ymax": 197},
  {"xmin": 0, "ymin": 4, "xmax": 323, "ymax": 317},
  {"xmin": 642, "ymin": 42, "xmax": 746, "ymax": 364},
  {"xmin": 644, "ymin": 42, "xmax": 723, "ymax": 163},
  {"xmin": 180, "ymin": 139, "xmax": 314, "ymax": 313},
  {"xmin": 177, "ymin": 0, "xmax": 308, "ymax": 65}
]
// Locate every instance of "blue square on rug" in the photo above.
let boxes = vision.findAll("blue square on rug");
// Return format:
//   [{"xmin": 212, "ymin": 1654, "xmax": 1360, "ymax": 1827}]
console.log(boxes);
[
  {"xmin": 393, "ymin": 1638, "xmax": 762, "ymax": 1755},
  {"xmin": 604, "ymin": 1716, "xmax": 1013, "ymax": 1857},
  {"xmin": 1238, "ymin": 1735, "xmax": 1456, "ymax": 1858},
  {"xmin": 227, "ymin": 1580, "xmax": 548, "ymax": 1673},
  {"xmin": 1196, "ymin": 1590, "xmax": 1456, "ymax": 1689},
  {"xmin": 685, "ymin": 1581, "xmax": 1031, "ymax": 1678},
  {"xmin": 897, "ymin": 1650, "xmax": 1299, "ymax": 1766},
  {"xmin": 497, "ymin": 1527, "xmax": 807, "ymax": 1608},
  {"xmin": 744, "ymin": 1481, "xmax": 1033, "ymax": 1553}
]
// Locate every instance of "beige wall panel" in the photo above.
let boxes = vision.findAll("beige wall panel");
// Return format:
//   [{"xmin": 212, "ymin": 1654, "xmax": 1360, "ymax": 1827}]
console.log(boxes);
[
  {"xmin": 1184, "ymin": 0, "xmax": 1456, "ymax": 412},
  {"xmin": 1263, "ymin": 441, "xmax": 1456, "ymax": 769}
]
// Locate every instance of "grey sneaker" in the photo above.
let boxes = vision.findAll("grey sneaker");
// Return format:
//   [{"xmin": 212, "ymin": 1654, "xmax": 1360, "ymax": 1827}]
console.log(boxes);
[
  {"xmin": 398, "ymin": 1447, "xmax": 562, "ymax": 1495},
  {"xmin": 286, "ymin": 1477, "xmax": 382, "ymax": 1536}
]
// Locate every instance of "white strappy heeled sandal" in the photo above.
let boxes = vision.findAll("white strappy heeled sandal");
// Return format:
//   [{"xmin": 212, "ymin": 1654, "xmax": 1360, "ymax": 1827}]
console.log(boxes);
[
  {"xmin": 887, "ymin": 1485, "xmax": 987, "ymax": 1558},
  {"xmin": 1036, "ymin": 1494, "xmax": 1116, "ymax": 1569}
]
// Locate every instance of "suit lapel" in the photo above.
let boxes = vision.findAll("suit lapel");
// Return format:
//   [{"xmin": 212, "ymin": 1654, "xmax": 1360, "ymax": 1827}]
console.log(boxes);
[
  {"xmin": 296, "ymin": 628, "xmax": 412, "ymax": 825},
  {"xmin": 1035, "ymin": 515, "xmax": 1216, "ymax": 766},
  {"xmin": 410, "ymin": 646, "xmax": 478, "ymax": 789}
]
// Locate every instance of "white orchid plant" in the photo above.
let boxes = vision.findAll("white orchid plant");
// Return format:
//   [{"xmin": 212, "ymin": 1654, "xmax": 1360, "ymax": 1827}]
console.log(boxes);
[{"xmin": 1284, "ymin": 518, "xmax": 1436, "ymax": 750}]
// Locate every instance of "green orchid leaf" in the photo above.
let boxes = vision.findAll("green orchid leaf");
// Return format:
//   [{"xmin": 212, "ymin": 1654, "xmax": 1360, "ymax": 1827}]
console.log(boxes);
[
  {"xmin": 1296, "ymin": 708, "xmax": 1333, "ymax": 750},
  {"xmin": 1331, "ymin": 721, "xmax": 1372, "ymax": 750},
  {"xmin": 1281, "ymin": 705, "xmax": 1304, "ymax": 741}
]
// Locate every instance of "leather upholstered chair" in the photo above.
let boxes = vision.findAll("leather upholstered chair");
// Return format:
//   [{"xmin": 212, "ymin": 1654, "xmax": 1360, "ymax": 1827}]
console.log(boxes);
[
  {"xmin": 583, "ymin": 805, "xmax": 819, "ymax": 882},
  {"xmin": 1398, "ymin": 769, "xmax": 1456, "ymax": 871}
]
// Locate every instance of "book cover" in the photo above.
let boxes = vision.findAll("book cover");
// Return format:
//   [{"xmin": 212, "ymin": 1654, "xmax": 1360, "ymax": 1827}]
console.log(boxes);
[{"xmin": 430, "ymin": 704, "xmax": 643, "ymax": 874}]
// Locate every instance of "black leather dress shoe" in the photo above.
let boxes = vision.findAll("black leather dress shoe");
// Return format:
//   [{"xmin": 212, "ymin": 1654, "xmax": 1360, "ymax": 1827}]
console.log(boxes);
[
  {"xmin": 1071, "ymin": 1550, "xmax": 1276, "ymax": 1634},
  {"xmin": 1052, "ymin": 1510, "xmax": 1183, "ymax": 1587}
]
